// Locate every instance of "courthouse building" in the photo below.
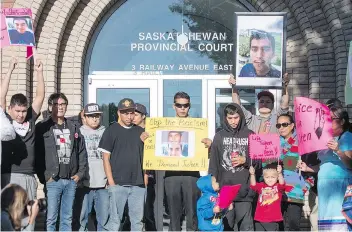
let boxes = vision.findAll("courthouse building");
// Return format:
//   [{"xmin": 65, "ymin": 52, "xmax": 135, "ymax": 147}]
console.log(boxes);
[{"xmin": 1, "ymin": 0, "xmax": 352, "ymax": 230}]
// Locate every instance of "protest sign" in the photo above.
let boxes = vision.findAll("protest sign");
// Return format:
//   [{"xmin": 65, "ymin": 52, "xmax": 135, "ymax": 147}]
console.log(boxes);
[
  {"xmin": 1, "ymin": 8, "xmax": 35, "ymax": 47},
  {"xmin": 143, "ymin": 117, "xmax": 208, "ymax": 171},
  {"xmin": 249, "ymin": 133, "xmax": 280, "ymax": 160},
  {"xmin": 218, "ymin": 184, "xmax": 241, "ymax": 209},
  {"xmin": 294, "ymin": 97, "xmax": 333, "ymax": 155}
]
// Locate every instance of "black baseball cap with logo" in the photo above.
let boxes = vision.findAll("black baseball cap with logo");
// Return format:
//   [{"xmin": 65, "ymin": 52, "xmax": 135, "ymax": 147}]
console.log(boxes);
[
  {"xmin": 118, "ymin": 98, "xmax": 136, "ymax": 111},
  {"xmin": 135, "ymin": 103, "xmax": 148, "ymax": 116},
  {"xmin": 84, "ymin": 103, "xmax": 102, "ymax": 115}
]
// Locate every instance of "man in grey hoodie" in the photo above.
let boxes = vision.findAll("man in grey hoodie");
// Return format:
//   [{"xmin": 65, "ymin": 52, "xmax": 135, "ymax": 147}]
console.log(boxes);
[{"xmin": 78, "ymin": 103, "xmax": 109, "ymax": 231}]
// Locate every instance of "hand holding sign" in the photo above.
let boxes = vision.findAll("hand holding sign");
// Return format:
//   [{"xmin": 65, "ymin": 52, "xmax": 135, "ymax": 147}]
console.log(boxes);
[{"xmin": 249, "ymin": 134, "xmax": 281, "ymax": 160}]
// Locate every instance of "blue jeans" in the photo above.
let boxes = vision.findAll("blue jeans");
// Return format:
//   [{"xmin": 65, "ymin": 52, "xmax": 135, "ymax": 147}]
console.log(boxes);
[
  {"xmin": 46, "ymin": 179, "xmax": 77, "ymax": 231},
  {"xmin": 108, "ymin": 185, "xmax": 146, "ymax": 231},
  {"xmin": 79, "ymin": 187, "xmax": 110, "ymax": 231}
]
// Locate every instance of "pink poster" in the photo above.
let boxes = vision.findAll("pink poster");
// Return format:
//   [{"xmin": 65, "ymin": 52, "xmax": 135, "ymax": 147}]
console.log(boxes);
[
  {"xmin": 294, "ymin": 97, "xmax": 333, "ymax": 155},
  {"xmin": 1, "ymin": 8, "xmax": 35, "ymax": 48},
  {"xmin": 249, "ymin": 133, "xmax": 280, "ymax": 160},
  {"xmin": 218, "ymin": 184, "xmax": 241, "ymax": 209}
]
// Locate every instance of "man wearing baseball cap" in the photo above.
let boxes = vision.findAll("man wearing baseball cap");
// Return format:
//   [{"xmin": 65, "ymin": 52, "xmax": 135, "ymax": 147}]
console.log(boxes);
[
  {"xmin": 98, "ymin": 98, "xmax": 146, "ymax": 231},
  {"xmin": 76, "ymin": 103, "xmax": 110, "ymax": 231},
  {"xmin": 133, "ymin": 103, "xmax": 148, "ymax": 129},
  {"xmin": 228, "ymin": 73, "xmax": 290, "ymax": 133},
  {"xmin": 132, "ymin": 103, "xmax": 157, "ymax": 231}
]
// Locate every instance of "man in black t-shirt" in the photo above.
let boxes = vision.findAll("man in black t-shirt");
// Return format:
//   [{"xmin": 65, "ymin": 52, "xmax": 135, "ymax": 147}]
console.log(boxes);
[
  {"xmin": 1, "ymin": 58, "xmax": 45, "ymax": 201},
  {"xmin": 98, "ymin": 98, "xmax": 146, "ymax": 231}
]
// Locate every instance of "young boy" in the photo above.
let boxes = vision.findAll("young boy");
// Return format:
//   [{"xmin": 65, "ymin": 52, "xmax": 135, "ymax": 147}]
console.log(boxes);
[
  {"xmin": 249, "ymin": 164, "xmax": 287, "ymax": 231},
  {"xmin": 196, "ymin": 174, "xmax": 233, "ymax": 231}
]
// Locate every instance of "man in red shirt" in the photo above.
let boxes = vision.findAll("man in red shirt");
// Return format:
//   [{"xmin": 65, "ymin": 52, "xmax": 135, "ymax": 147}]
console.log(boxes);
[{"xmin": 249, "ymin": 164, "xmax": 290, "ymax": 231}]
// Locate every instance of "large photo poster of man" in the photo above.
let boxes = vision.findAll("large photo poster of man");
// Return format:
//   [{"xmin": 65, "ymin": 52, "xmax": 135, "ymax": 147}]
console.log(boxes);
[
  {"xmin": 143, "ymin": 117, "xmax": 208, "ymax": 171},
  {"xmin": 234, "ymin": 12, "xmax": 286, "ymax": 87}
]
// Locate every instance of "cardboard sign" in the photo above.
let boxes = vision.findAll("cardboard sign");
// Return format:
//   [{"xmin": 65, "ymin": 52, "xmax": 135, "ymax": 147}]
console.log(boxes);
[
  {"xmin": 143, "ymin": 117, "xmax": 208, "ymax": 171},
  {"xmin": 218, "ymin": 185, "xmax": 241, "ymax": 209},
  {"xmin": 249, "ymin": 133, "xmax": 280, "ymax": 160},
  {"xmin": 294, "ymin": 97, "xmax": 333, "ymax": 155},
  {"xmin": 1, "ymin": 8, "xmax": 35, "ymax": 48}
]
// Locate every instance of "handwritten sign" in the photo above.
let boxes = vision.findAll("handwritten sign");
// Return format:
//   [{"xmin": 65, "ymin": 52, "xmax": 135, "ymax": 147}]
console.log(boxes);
[
  {"xmin": 294, "ymin": 97, "xmax": 333, "ymax": 155},
  {"xmin": 249, "ymin": 133, "xmax": 280, "ymax": 159},
  {"xmin": 143, "ymin": 117, "xmax": 208, "ymax": 171},
  {"xmin": 1, "ymin": 8, "xmax": 35, "ymax": 48},
  {"xmin": 218, "ymin": 184, "xmax": 241, "ymax": 209}
]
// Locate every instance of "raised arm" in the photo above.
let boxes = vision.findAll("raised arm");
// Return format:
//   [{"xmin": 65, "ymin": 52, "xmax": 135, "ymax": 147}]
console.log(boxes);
[
  {"xmin": 229, "ymin": 74, "xmax": 253, "ymax": 123},
  {"xmin": 249, "ymin": 166, "xmax": 256, "ymax": 186},
  {"xmin": 1, "ymin": 58, "xmax": 17, "ymax": 109},
  {"xmin": 31, "ymin": 60, "xmax": 45, "ymax": 115},
  {"xmin": 279, "ymin": 73, "xmax": 290, "ymax": 113}
]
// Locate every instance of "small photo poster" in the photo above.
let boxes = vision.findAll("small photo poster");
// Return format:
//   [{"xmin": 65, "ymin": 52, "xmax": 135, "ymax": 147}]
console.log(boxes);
[
  {"xmin": 1, "ymin": 8, "xmax": 36, "ymax": 47},
  {"xmin": 144, "ymin": 117, "xmax": 208, "ymax": 171}
]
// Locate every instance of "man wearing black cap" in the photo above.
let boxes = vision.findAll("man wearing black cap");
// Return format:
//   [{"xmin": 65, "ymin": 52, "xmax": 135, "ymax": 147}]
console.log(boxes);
[
  {"xmin": 132, "ymin": 103, "xmax": 157, "ymax": 231},
  {"xmin": 98, "ymin": 98, "xmax": 146, "ymax": 231},
  {"xmin": 133, "ymin": 103, "xmax": 148, "ymax": 129},
  {"xmin": 229, "ymin": 73, "xmax": 290, "ymax": 133}
]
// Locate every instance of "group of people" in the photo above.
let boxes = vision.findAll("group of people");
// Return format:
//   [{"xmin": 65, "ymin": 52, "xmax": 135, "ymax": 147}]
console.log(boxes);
[{"xmin": 0, "ymin": 56, "xmax": 351, "ymax": 232}]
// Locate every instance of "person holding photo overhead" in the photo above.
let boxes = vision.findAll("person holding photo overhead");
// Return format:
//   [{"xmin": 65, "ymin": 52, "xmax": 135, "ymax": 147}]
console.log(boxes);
[
  {"xmin": 239, "ymin": 30, "xmax": 280, "ymax": 78},
  {"xmin": 7, "ymin": 17, "xmax": 35, "ymax": 46}
]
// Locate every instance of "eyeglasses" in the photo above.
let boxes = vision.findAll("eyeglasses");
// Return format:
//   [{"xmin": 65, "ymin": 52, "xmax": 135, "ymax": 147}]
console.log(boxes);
[
  {"xmin": 53, "ymin": 103, "xmax": 67, "ymax": 108},
  {"xmin": 175, "ymin": 103, "xmax": 190, "ymax": 109},
  {"xmin": 276, "ymin": 122, "xmax": 291, "ymax": 129}
]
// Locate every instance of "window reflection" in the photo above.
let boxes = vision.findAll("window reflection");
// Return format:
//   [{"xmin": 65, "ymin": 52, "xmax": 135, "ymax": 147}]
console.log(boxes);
[
  {"xmin": 163, "ymin": 80, "xmax": 202, "ymax": 117},
  {"xmin": 88, "ymin": 0, "xmax": 249, "ymax": 75},
  {"xmin": 96, "ymin": 88, "xmax": 150, "ymax": 127}
]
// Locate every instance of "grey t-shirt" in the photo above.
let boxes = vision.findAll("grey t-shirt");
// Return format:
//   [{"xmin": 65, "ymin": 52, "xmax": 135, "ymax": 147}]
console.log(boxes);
[
  {"xmin": 239, "ymin": 104, "xmax": 288, "ymax": 134},
  {"xmin": 80, "ymin": 125, "xmax": 107, "ymax": 188}
]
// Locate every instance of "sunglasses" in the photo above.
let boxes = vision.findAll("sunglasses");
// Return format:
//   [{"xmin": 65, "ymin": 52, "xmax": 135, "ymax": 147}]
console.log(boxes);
[
  {"xmin": 276, "ymin": 122, "xmax": 291, "ymax": 129},
  {"xmin": 175, "ymin": 103, "xmax": 190, "ymax": 109}
]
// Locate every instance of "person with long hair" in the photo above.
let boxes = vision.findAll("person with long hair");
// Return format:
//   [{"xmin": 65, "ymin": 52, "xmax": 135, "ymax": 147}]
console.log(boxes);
[
  {"xmin": 299, "ymin": 106, "xmax": 352, "ymax": 231},
  {"xmin": 1, "ymin": 184, "xmax": 39, "ymax": 231}
]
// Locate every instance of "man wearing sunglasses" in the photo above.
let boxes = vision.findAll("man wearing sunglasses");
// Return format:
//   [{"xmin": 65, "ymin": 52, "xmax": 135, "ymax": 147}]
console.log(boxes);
[
  {"xmin": 229, "ymin": 73, "xmax": 290, "ymax": 134},
  {"xmin": 239, "ymin": 30, "xmax": 281, "ymax": 78},
  {"xmin": 164, "ymin": 91, "xmax": 202, "ymax": 231}
]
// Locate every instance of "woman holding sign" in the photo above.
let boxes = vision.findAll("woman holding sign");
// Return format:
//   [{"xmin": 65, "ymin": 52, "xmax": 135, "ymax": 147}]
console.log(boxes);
[
  {"xmin": 299, "ymin": 107, "xmax": 352, "ymax": 231},
  {"xmin": 268, "ymin": 114, "xmax": 308, "ymax": 231}
]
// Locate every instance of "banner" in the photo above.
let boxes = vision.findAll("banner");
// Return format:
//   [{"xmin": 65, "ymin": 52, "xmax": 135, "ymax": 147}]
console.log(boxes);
[
  {"xmin": 345, "ymin": 41, "xmax": 352, "ymax": 105},
  {"xmin": 294, "ymin": 97, "xmax": 333, "ymax": 155},
  {"xmin": 143, "ymin": 117, "xmax": 208, "ymax": 171},
  {"xmin": 249, "ymin": 133, "xmax": 280, "ymax": 160}
]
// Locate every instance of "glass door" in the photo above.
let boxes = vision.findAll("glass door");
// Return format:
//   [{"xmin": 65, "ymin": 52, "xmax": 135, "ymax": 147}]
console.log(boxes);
[{"xmin": 88, "ymin": 75, "xmax": 158, "ymax": 127}]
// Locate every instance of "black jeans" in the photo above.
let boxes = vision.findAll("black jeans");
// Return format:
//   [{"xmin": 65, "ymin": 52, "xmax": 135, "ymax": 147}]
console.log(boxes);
[
  {"xmin": 281, "ymin": 202, "xmax": 302, "ymax": 231},
  {"xmin": 255, "ymin": 221, "xmax": 279, "ymax": 231},
  {"xmin": 164, "ymin": 176, "xmax": 199, "ymax": 231},
  {"xmin": 224, "ymin": 202, "xmax": 254, "ymax": 231}
]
